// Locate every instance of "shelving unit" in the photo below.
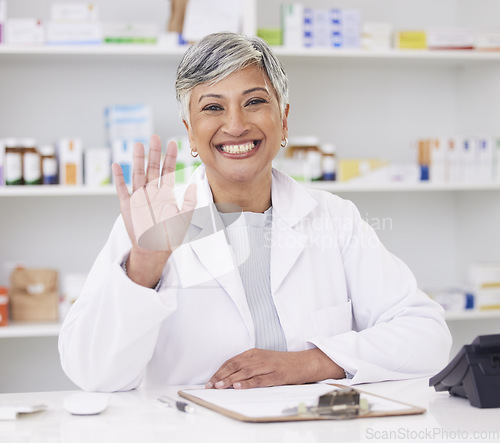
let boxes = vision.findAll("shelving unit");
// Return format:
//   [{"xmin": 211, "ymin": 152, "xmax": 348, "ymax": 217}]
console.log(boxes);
[
  {"xmin": 444, "ymin": 310, "xmax": 500, "ymax": 321},
  {"xmin": 2, "ymin": 309, "xmax": 499, "ymax": 340},
  {"xmin": 1, "ymin": 181, "xmax": 500, "ymax": 197},
  {"xmin": 0, "ymin": 185, "xmax": 119, "ymax": 197},
  {"xmin": 1, "ymin": 0, "xmax": 499, "ymax": 392},
  {"xmin": 4, "ymin": 43, "xmax": 500, "ymax": 61},
  {"xmin": 0, "ymin": 322, "xmax": 61, "ymax": 338},
  {"xmin": 306, "ymin": 182, "xmax": 500, "ymax": 193}
]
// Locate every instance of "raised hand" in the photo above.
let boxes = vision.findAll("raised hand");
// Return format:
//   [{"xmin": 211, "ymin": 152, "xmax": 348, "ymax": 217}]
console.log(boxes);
[{"xmin": 112, "ymin": 135, "xmax": 197, "ymax": 288}]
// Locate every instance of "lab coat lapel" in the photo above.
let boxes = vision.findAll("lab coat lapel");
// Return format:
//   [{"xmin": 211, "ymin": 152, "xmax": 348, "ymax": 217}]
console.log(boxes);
[
  {"xmin": 176, "ymin": 167, "xmax": 255, "ymax": 338},
  {"xmin": 270, "ymin": 169, "xmax": 318, "ymax": 295}
]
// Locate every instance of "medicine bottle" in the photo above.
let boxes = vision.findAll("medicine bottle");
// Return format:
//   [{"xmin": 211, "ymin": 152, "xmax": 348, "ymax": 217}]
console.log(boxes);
[
  {"xmin": 321, "ymin": 143, "xmax": 337, "ymax": 181},
  {"xmin": 418, "ymin": 139, "xmax": 430, "ymax": 181},
  {"xmin": 22, "ymin": 138, "xmax": 42, "ymax": 185},
  {"xmin": 287, "ymin": 136, "xmax": 321, "ymax": 181},
  {"xmin": 0, "ymin": 286, "xmax": 8, "ymax": 327},
  {"xmin": 4, "ymin": 138, "xmax": 23, "ymax": 185},
  {"xmin": 40, "ymin": 145, "xmax": 58, "ymax": 185},
  {"xmin": 307, "ymin": 149, "xmax": 323, "ymax": 181}
]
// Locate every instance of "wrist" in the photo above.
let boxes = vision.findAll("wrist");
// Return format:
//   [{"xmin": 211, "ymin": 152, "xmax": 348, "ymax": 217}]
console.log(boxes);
[
  {"xmin": 306, "ymin": 348, "xmax": 345, "ymax": 381},
  {"xmin": 126, "ymin": 247, "xmax": 170, "ymax": 288}
]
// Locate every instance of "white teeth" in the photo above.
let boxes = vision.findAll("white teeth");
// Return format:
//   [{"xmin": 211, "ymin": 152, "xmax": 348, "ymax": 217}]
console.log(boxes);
[{"xmin": 220, "ymin": 142, "xmax": 256, "ymax": 154}]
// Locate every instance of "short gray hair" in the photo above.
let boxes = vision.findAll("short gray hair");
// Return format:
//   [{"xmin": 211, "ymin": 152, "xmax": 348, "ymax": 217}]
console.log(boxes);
[{"xmin": 175, "ymin": 32, "xmax": 289, "ymax": 124}]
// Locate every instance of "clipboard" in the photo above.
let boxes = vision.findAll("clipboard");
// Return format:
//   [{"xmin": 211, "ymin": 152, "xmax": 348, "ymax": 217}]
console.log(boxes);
[{"xmin": 179, "ymin": 383, "xmax": 425, "ymax": 423}]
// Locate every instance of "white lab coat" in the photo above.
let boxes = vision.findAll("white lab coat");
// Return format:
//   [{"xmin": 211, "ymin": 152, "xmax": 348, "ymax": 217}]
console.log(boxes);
[{"xmin": 59, "ymin": 165, "xmax": 451, "ymax": 392}]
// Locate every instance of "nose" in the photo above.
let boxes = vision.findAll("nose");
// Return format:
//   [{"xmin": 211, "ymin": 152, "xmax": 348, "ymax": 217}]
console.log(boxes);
[{"xmin": 222, "ymin": 107, "xmax": 250, "ymax": 137}]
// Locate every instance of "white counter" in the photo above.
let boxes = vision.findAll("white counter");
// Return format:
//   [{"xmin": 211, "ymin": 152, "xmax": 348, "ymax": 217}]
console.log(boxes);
[{"xmin": 0, "ymin": 378, "xmax": 499, "ymax": 442}]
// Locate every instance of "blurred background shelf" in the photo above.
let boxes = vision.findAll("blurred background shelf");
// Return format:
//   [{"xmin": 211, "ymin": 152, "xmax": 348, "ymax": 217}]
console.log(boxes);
[
  {"xmin": 3, "ymin": 45, "xmax": 500, "ymax": 65},
  {"xmin": 0, "ymin": 185, "xmax": 118, "ymax": 197},
  {"xmin": 2, "ymin": 309, "xmax": 499, "ymax": 339},
  {"xmin": 444, "ymin": 310, "xmax": 500, "ymax": 321},
  {"xmin": 0, "ymin": 322, "xmax": 61, "ymax": 338},
  {"xmin": 2, "ymin": 182, "xmax": 500, "ymax": 197}
]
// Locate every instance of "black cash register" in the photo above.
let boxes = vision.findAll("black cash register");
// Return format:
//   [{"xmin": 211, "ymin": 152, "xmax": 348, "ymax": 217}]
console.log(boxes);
[{"xmin": 430, "ymin": 334, "xmax": 500, "ymax": 408}]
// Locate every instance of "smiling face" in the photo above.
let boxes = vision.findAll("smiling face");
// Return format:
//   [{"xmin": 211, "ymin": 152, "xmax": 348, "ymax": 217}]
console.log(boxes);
[{"xmin": 184, "ymin": 64, "xmax": 289, "ymax": 195}]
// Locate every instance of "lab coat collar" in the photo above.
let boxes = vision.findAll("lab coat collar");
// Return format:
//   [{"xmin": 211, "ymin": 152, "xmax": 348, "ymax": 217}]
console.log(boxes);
[
  {"xmin": 175, "ymin": 165, "xmax": 318, "ymax": 334},
  {"xmin": 185, "ymin": 164, "xmax": 318, "ymax": 226},
  {"xmin": 270, "ymin": 167, "xmax": 318, "ymax": 227},
  {"xmin": 269, "ymin": 168, "xmax": 318, "ymax": 294},
  {"xmin": 174, "ymin": 166, "xmax": 254, "ymax": 339},
  {"xmin": 184, "ymin": 165, "xmax": 319, "ymax": 294}
]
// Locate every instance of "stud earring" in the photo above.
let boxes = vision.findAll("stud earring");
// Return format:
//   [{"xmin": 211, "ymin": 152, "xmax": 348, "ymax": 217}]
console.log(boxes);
[{"xmin": 280, "ymin": 138, "xmax": 288, "ymax": 149}]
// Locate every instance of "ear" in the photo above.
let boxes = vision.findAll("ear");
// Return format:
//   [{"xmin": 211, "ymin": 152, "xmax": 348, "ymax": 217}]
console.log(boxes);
[
  {"xmin": 183, "ymin": 119, "xmax": 196, "ymax": 148},
  {"xmin": 282, "ymin": 104, "xmax": 290, "ymax": 140}
]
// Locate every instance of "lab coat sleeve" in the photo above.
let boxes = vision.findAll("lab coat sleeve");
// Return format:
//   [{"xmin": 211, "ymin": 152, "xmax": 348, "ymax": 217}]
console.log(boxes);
[
  {"xmin": 58, "ymin": 216, "xmax": 178, "ymax": 392},
  {"xmin": 308, "ymin": 199, "xmax": 452, "ymax": 384}
]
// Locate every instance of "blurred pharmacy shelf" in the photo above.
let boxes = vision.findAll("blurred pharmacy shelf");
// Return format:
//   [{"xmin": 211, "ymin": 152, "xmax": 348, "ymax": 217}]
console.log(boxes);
[
  {"xmin": 306, "ymin": 182, "xmax": 500, "ymax": 193},
  {"xmin": 0, "ymin": 44, "xmax": 186, "ymax": 56},
  {"xmin": 0, "ymin": 185, "xmax": 118, "ymax": 197},
  {"xmin": 1, "ymin": 182, "xmax": 500, "ymax": 197},
  {"xmin": 1, "ymin": 309, "xmax": 499, "ymax": 338},
  {"xmin": 0, "ymin": 44, "xmax": 185, "ymax": 63},
  {"xmin": 274, "ymin": 47, "xmax": 500, "ymax": 65},
  {"xmin": 444, "ymin": 310, "xmax": 500, "ymax": 321},
  {"xmin": 0, "ymin": 322, "xmax": 61, "ymax": 338},
  {"xmin": 2, "ymin": 45, "xmax": 500, "ymax": 65}
]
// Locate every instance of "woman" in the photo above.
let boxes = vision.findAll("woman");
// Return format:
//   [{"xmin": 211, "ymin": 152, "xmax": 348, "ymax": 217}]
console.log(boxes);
[{"xmin": 59, "ymin": 32, "xmax": 451, "ymax": 392}]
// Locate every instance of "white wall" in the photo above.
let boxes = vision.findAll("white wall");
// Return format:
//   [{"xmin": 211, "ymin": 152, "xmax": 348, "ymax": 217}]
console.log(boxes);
[
  {"xmin": 283, "ymin": 60, "xmax": 458, "ymax": 162},
  {"xmin": 0, "ymin": 197, "xmax": 119, "ymax": 284},
  {"xmin": 0, "ymin": 337, "xmax": 77, "ymax": 393}
]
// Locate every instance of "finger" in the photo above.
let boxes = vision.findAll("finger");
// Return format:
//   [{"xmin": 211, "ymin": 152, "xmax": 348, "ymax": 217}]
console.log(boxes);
[
  {"xmin": 160, "ymin": 140, "xmax": 178, "ymax": 189},
  {"xmin": 206, "ymin": 359, "xmax": 242, "ymax": 389},
  {"xmin": 112, "ymin": 162, "xmax": 136, "ymax": 244},
  {"xmin": 132, "ymin": 143, "xmax": 146, "ymax": 192},
  {"xmin": 146, "ymin": 134, "xmax": 162, "ymax": 185},
  {"xmin": 112, "ymin": 162, "xmax": 130, "ymax": 202},
  {"xmin": 232, "ymin": 372, "xmax": 277, "ymax": 390},
  {"xmin": 215, "ymin": 362, "xmax": 270, "ymax": 389},
  {"xmin": 207, "ymin": 350, "xmax": 258, "ymax": 388}
]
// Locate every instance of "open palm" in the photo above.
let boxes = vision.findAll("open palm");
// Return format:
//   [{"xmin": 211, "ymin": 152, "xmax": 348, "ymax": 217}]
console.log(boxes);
[{"xmin": 111, "ymin": 135, "xmax": 197, "ymax": 287}]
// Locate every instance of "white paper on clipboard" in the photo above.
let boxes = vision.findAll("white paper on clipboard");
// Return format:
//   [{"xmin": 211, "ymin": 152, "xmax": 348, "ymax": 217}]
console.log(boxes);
[{"xmin": 179, "ymin": 384, "xmax": 422, "ymax": 422}]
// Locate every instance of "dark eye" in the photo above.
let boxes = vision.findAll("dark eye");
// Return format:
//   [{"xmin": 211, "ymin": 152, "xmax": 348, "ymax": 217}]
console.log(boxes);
[
  {"xmin": 202, "ymin": 104, "xmax": 223, "ymax": 112},
  {"xmin": 246, "ymin": 98, "xmax": 267, "ymax": 106}
]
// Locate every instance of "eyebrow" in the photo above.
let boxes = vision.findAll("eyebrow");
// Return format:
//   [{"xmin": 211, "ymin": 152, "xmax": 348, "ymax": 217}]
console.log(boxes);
[
  {"xmin": 198, "ymin": 87, "xmax": 270, "ymax": 103},
  {"xmin": 243, "ymin": 87, "xmax": 270, "ymax": 96}
]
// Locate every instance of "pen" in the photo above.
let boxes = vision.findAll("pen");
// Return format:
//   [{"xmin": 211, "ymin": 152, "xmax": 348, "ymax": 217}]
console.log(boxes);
[{"xmin": 157, "ymin": 395, "xmax": 195, "ymax": 414}]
